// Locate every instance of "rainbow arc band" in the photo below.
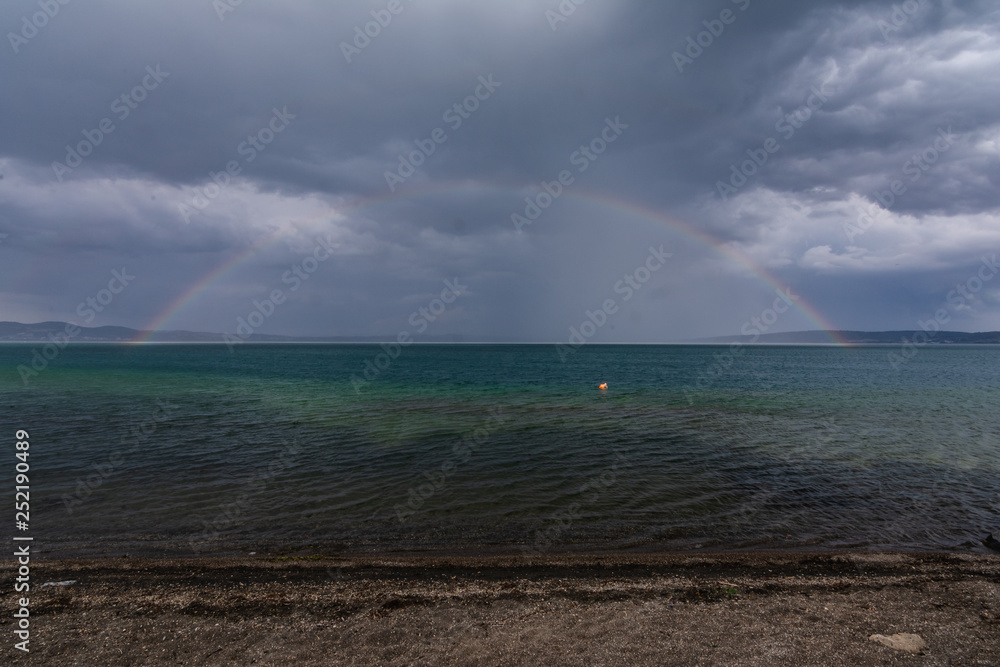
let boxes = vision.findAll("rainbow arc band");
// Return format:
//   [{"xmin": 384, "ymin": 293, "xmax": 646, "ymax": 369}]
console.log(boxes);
[{"xmin": 132, "ymin": 184, "xmax": 847, "ymax": 346}]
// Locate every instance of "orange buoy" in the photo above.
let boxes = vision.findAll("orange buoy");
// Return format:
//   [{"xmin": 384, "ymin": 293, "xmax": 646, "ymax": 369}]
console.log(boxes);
[{"xmin": 598, "ymin": 382, "xmax": 608, "ymax": 390}]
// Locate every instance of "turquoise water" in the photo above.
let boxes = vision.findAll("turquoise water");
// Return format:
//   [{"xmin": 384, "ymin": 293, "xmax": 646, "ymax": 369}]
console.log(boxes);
[{"xmin": 2, "ymin": 343, "xmax": 998, "ymax": 557}]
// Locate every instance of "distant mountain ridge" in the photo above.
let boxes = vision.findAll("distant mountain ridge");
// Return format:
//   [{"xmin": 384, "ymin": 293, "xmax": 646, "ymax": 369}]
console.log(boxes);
[
  {"xmin": 0, "ymin": 321, "xmax": 500, "ymax": 343},
  {"xmin": 694, "ymin": 329, "xmax": 1000, "ymax": 344},
  {"xmin": 1, "ymin": 321, "xmax": 999, "ymax": 344}
]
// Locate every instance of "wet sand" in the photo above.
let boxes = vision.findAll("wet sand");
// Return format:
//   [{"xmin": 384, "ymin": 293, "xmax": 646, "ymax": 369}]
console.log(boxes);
[{"xmin": 3, "ymin": 551, "xmax": 998, "ymax": 665}]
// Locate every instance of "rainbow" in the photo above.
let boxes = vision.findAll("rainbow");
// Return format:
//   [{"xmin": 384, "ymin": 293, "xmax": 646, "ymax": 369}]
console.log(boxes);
[
  {"xmin": 135, "ymin": 182, "xmax": 849, "ymax": 345},
  {"xmin": 135, "ymin": 239, "xmax": 274, "ymax": 342}
]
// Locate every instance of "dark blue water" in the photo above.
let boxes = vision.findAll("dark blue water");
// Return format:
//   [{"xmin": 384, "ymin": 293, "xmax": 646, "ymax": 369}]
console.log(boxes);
[{"xmin": 2, "ymin": 343, "xmax": 998, "ymax": 557}]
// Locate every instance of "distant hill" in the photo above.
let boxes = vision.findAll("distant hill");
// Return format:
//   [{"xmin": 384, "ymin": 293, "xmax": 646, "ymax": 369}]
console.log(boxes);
[
  {"xmin": 0, "ymin": 320, "xmax": 236, "ymax": 342},
  {"xmin": 0, "ymin": 321, "xmax": 145, "ymax": 342},
  {"xmin": 2, "ymin": 322, "xmax": 999, "ymax": 345},
  {"xmin": 694, "ymin": 330, "xmax": 1000, "ymax": 345},
  {"xmin": 0, "ymin": 321, "xmax": 501, "ymax": 343}
]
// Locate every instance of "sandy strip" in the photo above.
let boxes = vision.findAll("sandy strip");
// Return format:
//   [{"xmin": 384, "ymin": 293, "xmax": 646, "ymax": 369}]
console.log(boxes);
[{"xmin": 3, "ymin": 551, "xmax": 998, "ymax": 665}]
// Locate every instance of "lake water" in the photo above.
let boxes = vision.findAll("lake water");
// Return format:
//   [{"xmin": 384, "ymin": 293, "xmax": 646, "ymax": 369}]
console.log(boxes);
[{"xmin": 2, "ymin": 343, "xmax": 998, "ymax": 558}]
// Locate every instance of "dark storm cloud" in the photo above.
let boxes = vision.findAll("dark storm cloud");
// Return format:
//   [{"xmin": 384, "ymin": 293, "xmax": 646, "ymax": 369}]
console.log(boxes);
[{"xmin": 1, "ymin": 0, "xmax": 999, "ymax": 338}]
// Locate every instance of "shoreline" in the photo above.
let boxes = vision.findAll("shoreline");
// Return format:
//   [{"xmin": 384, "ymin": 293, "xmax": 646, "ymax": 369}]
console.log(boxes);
[
  {"xmin": 31, "ymin": 543, "xmax": 1000, "ymax": 563},
  {"xmin": 5, "ymin": 551, "xmax": 997, "ymax": 664}
]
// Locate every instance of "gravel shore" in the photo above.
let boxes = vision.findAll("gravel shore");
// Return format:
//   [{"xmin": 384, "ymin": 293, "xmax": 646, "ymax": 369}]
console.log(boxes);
[{"xmin": 3, "ymin": 551, "xmax": 998, "ymax": 665}]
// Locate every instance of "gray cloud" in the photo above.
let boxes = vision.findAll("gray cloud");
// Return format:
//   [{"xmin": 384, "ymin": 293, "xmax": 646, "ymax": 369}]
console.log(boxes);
[{"xmin": 2, "ymin": 0, "xmax": 999, "ymax": 339}]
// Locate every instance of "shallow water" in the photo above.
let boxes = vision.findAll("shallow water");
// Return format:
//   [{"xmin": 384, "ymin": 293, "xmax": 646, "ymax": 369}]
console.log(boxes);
[{"xmin": 2, "ymin": 343, "xmax": 998, "ymax": 557}]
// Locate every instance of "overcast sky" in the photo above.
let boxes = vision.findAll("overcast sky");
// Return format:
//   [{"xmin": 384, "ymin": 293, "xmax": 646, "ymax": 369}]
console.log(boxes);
[{"xmin": 1, "ymin": 0, "xmax": 999, "ymax": 341}]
